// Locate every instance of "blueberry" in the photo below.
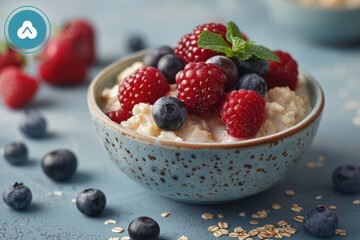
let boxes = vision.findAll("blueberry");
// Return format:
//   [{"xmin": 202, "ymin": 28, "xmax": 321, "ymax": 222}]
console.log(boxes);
[
  {"xmin": 3, "ymin": 182, "xmax": 32, "ymax": 210},
  {"xmin": 128, "ymin": 216, "xmax": 160, "ymax": 240},
  {"xmin": 332, "ymin": 164, "xmax": 360, "ymax": 193},
  {"xmin": 127, "ymin": 34, "xmax": 147, "ymax": 53},
  {"xmin": 234, "ymin": 58, "xmax": 269, "ymax": 77},
  {"xmin": 152, "ymin": 96, "xmax": 187, "ymax": 131},
  {"xmin": 157, "ymin": 54, "xmax": 184, "ymax": 84},
  {"xmin": 76, "ymin": 188, "xmax": 106, "ymax": 216},
  {"xmin": 234, "ymin": 73, "xmax": 267, "ymax": 97},
  {"xmin": 3, "ymin": 142, "xmax": 28, "ymax": 165},
  {"xmin": 304, "ymin": 205, "xmax": 338, "ymax": 238},
  {"xmin": 42, "ymin": 150, "xmax": 77, "ymax": 182},
  {"xmin": 206, "ymin": 56, "xmax": 238, "ymax": 90},
  {"xmin": 143, "ymin": 46, "xmax": 174, "ymax": 67},
  {"xmin": 19, "ymin": 111, "xmax": 47, "ymax": 139}
]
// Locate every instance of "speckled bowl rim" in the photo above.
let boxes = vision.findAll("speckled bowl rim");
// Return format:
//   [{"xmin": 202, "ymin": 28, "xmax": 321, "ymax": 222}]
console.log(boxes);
[{"xmin": 87, "ymin": 50, "xmax": 325, "ymax": 149}]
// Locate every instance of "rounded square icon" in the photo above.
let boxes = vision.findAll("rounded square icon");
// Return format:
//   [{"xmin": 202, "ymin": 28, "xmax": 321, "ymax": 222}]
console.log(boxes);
[{"xmin": 4, "ymin": 6, "xmax": 51, "ymax": 54}]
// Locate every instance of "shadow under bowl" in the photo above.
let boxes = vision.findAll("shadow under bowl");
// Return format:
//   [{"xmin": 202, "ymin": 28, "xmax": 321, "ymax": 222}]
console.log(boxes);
[{"xmin": 87, "ymin": 51, "xmax": 325, "ymax": 204}]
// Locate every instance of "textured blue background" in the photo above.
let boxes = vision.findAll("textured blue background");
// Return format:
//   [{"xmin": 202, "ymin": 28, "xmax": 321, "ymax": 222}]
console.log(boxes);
[{"xmin": 0, "ymin": 0, "xmax": 360, "ymax": 239}]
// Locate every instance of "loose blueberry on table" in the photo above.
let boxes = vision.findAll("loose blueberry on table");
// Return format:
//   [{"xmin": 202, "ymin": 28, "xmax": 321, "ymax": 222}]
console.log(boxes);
[
  {"xmin": 127, "ymin": 34, "xmax": 147, "ymax": 53},
  {"xmin": 303, "ymin": 205, "xmax": 339, "ymax": 237},
  {"xmin": 19, "ymin": 110, "xmax": 47, "ymax": 139},
  {"xmin": 42, "ymin": 149, "xmax": 78, "ymax": 182},
  {"xmin": 332, "ymin": 164, "xmax": 360, "ymax": 193},
  {"xmin": 3, "ymin": 142, "xmax": 28, "ymax": 165},
  {"xmin": 76, "ymin": 188, "xmax": 106, "ymax": 216},
  {"xmin": 128, "ymin": 216, "xmax": 160, "ymax": 240},
  {"xmin": 3, "ymin": 182, "xmax": 32, "ymax": 210}
]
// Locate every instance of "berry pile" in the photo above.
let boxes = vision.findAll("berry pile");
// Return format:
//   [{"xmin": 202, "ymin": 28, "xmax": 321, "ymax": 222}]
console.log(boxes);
[{"xmin": 111, "ymin": 21, "xmax": 299, "ymax": 139}]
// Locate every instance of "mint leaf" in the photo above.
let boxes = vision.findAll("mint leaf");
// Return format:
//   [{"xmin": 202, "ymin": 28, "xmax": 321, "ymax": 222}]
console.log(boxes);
[
  {"xmin": 235, "ymin": 52, "xmax": 253, "ymax": 61},
  {"xmin": 226, "ymin": 21, "xmax": 244, "ymax": 43},
  {"xmin": 198, "ymin": 30, "xmax": 233, "ymax": 57},
  {"xmin": 247, "ymin": 45, "xmax": 280, "ymax": 62}
]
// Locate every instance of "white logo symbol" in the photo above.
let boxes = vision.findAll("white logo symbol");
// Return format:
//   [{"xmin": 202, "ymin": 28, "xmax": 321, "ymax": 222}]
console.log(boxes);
[{"xmin": 17, "ymin": 20, "xmax": 37, "ymax": 39}]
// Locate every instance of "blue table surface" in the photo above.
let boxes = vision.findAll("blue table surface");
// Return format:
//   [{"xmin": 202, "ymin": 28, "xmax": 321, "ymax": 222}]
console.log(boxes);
[{"xmin": 0, "ymin": 0, "xmax": 360, "ymax": 239}]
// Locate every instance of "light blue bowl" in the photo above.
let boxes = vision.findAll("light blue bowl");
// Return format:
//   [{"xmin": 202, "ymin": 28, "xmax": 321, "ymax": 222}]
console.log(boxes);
[
  {"xmin": 265, "ymin": 0, "xmax": 360, "ymax": 43},
  {"xmin": 87, "ymin": 51, "xmax": 325, "ymax": 204}
]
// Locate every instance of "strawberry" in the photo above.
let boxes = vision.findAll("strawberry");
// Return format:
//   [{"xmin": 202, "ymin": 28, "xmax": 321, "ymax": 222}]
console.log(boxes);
[
  {"xmin": 106, "ymin": 109, "xmax": 132, "ymax": 124},
  {"xmin": 61, "ymin": 19, "xmax": 96, "ymax": 65},
  {"xmin": 38, "ymin": 36, "xmax": 88, "ymax": 85},
  {"xmin": 0, "ymin": 42, "xmax": 25, "ymax": 73},
  {"xmin": 0, "ymin": 67, "xmax": 38, "ymax": 109}
]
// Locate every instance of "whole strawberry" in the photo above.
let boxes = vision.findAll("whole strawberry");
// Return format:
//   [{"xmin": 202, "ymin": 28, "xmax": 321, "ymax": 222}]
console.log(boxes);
[
  {"xmin": 0, "ymin": 42, "xmax": 24, "ymax": 73},
  {"xmin": 38, "ymin": 36, "xmax": 88, "ymax": 85},
  {"xmin": 118, "ymin": 66, "xmax": 170, "ymax": 111},
  {"xmin": 0, "ymin": 67, "xmax": 38, "ymax": 109},
  {"xmin": 175, "ymin": 23, "xmax": 228, "ymax": 64},
  {"xmin": 61, "ymin": 19, "xmax": 96, "ymax": 65},
  {"xmin": 265, "ymin": 51, "xmax": 298, "ymax": 91},
  {"xmin": 221, "ymin": 89, "xmax": 265, "ymax": 138},
  {"xmin": 176, "ymin": 62, "xmax": 227, "ymax": 118}
]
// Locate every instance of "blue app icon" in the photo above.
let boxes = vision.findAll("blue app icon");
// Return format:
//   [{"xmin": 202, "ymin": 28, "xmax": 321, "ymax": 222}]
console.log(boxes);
[{"xmin": 4, "ymin": 6, "xmax": 51, "ymax": 54}]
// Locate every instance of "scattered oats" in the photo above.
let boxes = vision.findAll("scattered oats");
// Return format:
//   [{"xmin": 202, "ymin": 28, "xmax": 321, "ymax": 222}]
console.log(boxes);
[
  {"xmin": 71, "ymin": 198, "xmax": 76, "ymax": 203},
  {"xmin": 218, "ymin": 221, "xmax": 228, "ymax": 229},
  {"xmin": 234, "ymin": 226, "xmax": 244, "ymax": 233},
  {"xmin": 277, "ymin": 220, "xmax": 288, "ymax": 227},
  {"xmin": 306, "ymin": 162, "xmax": 316, "ymax": 169},
  {"xmin": 208, "ymin": 225, "xmax": 220, "ymax": 232},
  {"xmin": 219, "ymin": 229, "xmax": 229, "ymax": 235},
  {"xmin": 293, "ymin": 215, "xmax": 304, "ymax": 223},
  {"xmin": 329, "ymin": 205, "xmax": 337, "ymax": 210},
  {"xmin": 353, "ymin": 199, "xmax": 360, "ymax": 205},
  {"xmin": 315, "ymin": 195, "xmax": 322, "ymax": 200},
  {"xmin": 239, "ymin": 212, "xmax": 246, "ymax": 217},
  {"xmin": 282, "ymin": 232, "xmax": 292, "ymax": 237},
  {"xmin": 344, "ymin": 101, "xmax": 358, "ymax": 111},
  {"xmin": 104, "ymin": 219, "xmax": 117, "ymax": 225},
  {"xmin": 318, "ymin": 155, "xmax": 325, "ymax": 161},
  {"xmin": 201, "ymin": 213, "xmax": 214, "ymax": 220},
  {"xmin": 109, "ymin": 238, "xmax": 119, "ymax": 240},
  {"xmin": 248, "ymin": 229, "xmax": 259, "ymax": 236},
  {"xmin": 284, "ymin": 189, "xmax": 295, "ymax": 196},
  {"xmin": 238, "ymin": 232, "xmax": 250, "ymax": 240},
  {"xmin": 177, "ymin": 236, "xmax": 189, "ymax": 240},
  {"xmin": 249, "ymin": 220, "xmax": 259, "ymax": 225},
  {"xmin": 217, "ymin": 213, "xmax": 225, "ymax": 219},
  {"xmin": 251, "ymin": 210, "xmax": 268, "ymax": 219},
  {"xmin": 111, "ymin": 227, "xmax": 124, "ymax": 233},
  {"xmin": 285, "ymin": 227, "xmax": 297, "ymax": 234},
  {"xmin": 53, "ymin": 191, "xmax": 62, "ymax": 196},
  {"xmin": 228, "ymin": 232, "xmax": 239, "ymax": 238},
  {"xmin": 272, "ymin": 203, "xmax": 282, "ymax": 210},
  {"xmin": 247, "ymin": 238, "xmax": 254, "ymax": 240},
  {"xmin": 213, "ymin": 229, "xmax": 223, "ymax": 237},
  {"xmin": 290, "ymin": 203, "xmax": 303, "ymax": 213},
  {"xmin": 161, "ymin": 211, "xmax": 170, "ymax": 218},
  {"xmin": 121, "ymin": 237, "xmax": 130, "ymax": 240},
  {"xmin": 335, "ymin": 229, "xmax": 347, "ymax": 236}
]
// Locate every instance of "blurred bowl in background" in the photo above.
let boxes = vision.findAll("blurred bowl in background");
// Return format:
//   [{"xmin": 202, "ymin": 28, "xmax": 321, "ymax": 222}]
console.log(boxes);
[{"xmin": 265, "ymin": 0, "xmax": 360, "ymax": 43}]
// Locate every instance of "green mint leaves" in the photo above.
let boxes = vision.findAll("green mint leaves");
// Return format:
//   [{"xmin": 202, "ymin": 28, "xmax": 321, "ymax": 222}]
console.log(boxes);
[{"xmin": 198, "ymin": 21, "xmax": 280, "ymax": 62}]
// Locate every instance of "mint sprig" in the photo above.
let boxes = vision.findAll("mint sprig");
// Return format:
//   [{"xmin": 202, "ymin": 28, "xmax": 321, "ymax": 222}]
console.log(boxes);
[{"xmin": 198, "ymin": 21, "xmax": 280, "ymax": 62}]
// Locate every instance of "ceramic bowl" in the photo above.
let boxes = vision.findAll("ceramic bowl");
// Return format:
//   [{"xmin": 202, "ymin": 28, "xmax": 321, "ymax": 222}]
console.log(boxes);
[
  {"xmin": 265, "ymin": 0, "xmax": 360, "ymax": 43},
  {"xmin": 87, "ymin": 51, "xmax": 325, "ymax": 204}
]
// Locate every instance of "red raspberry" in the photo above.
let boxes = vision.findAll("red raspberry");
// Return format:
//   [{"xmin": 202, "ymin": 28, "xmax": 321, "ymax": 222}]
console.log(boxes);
[
  {"xmin": 265, "ymin": 51, "xmax": 298, "ymax": 91},
  {"xmin": 0, "ymin": 67, "xmax": 38, "ymax": 109},
  {"xmin": 176, "ymin": 62, "xmax": 227, "ymax": 118},
  {"xmin": 220, "ymin": 89, "xmax": 265, "ymax": 138},
  {"xmin": 174, "ymin": 23, "xmax": 228, "ymax": 64},
  {"xmin": 118, "ymin": 66, "xmax": 170, "ymax": 111},
  {"xmin": 106, "ymin": 109, "xmax": 132, "ymax": 124}
]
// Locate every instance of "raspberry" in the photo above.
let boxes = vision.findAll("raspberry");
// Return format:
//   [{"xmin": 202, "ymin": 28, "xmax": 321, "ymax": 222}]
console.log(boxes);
[
  {"xmin": 174, "ymin": 23, "xmax": 228, "ymax": 64},
  {"xmin": 176, "ymin": 62, "xmax": 227, "ymax": 118},
  {"xmin": 0, "ymin": 67, "xmax": 38, "ymax": 109},
  {"xmin": 265, "ymin": 51, "xmax": 298, "ymax": 91},
  {"xmin": 118, "ymin": 66, "xmax": 170, "ymax": 111},
  {"xmin": 220, "ymin": 89, "xmax": 265, "ymax": 138},
  {"xmin": 106, "ymin": 109, "xmax": 132, "ymax": 124}
]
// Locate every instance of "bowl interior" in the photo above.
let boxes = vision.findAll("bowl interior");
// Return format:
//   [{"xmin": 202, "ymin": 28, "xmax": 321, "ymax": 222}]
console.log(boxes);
[{"xmin": 89, "ymin": 50, "xmax": 324, "ymax": 148}]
